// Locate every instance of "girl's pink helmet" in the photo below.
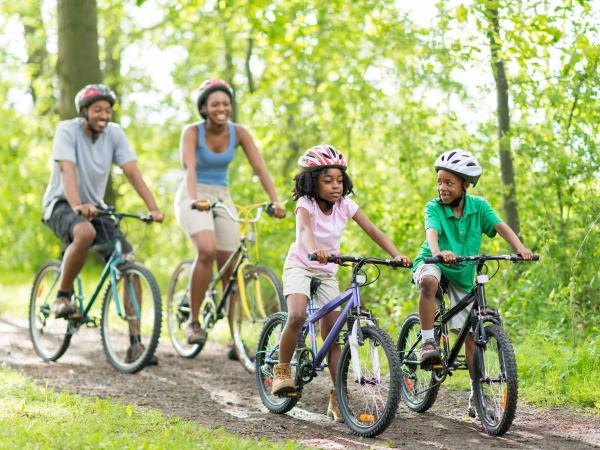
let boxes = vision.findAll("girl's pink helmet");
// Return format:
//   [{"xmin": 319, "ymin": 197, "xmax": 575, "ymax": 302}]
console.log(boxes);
[{"xmin": 298, "ymin": 144, "xmax": 347, "ymax": 172}]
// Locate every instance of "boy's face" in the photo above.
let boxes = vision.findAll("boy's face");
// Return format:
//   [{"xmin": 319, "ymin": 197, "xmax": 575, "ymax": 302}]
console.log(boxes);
[{"xmin": 437, "ymin": 169, "xmax": 469, "ymax": 204}]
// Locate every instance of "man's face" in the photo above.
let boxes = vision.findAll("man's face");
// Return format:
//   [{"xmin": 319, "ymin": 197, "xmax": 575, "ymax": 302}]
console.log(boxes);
[
  {"xmin": 84, "ymin": 99, "xmax": 112, "ymax": 133},
  {"xmin": 437, "ymin": 169, "xmax": 468, "ymax": 204}
]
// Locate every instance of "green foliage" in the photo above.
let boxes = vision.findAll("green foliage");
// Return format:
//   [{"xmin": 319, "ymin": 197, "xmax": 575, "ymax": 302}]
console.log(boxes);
[{"xmin": 0, "ymin": 368, "xmax": 304, "ymax": 449}]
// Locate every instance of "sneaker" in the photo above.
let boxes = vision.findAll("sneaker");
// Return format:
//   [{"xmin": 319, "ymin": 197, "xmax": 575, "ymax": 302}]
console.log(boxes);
[
  {"xmin": 185, "ymin": 320, "xmax": 207, "ymax": 345},
  {"xmin": 124, "ymin": 342, "xmax": 159, "ymax": 366},
  {"xmin": 53, "ymin": 297, "xmax": 76, "ymax": 319},
  {"xmin": 468, "ymin": 390, "xmax": 476, "ymax": 418},
  {"xmin": 327, "ymin": 389, "xmax": 344, "ymax": 423},
  {"xmin": 271, "ymin": 363, "xmax": 296, "ymax": 395},
  {"xmin": 419, "ymin": 338, "xmax": 441, "ymax": 367},
  {"xmin": 227, "ymin": 346, "xmax": 238, "ymax": 361}
]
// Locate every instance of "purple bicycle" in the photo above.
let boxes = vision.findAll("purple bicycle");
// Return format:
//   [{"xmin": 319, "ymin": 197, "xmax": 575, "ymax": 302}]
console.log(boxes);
[{"xmin": 256, "ymin": 254, "xmax": 411, "ymax": 437}]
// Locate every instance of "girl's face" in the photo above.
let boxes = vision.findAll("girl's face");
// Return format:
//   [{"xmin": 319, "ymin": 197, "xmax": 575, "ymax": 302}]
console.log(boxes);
[
  {"xmin": 317, "ymin": 168, "xmax": 344, "ymax": 203},
  {"xmin": 437, "ymin": 169, "xmax": 469, "ymax": 204},
  {"xmin": 202, "ymin": 90, "xmax": 231, "ymax": 124}
]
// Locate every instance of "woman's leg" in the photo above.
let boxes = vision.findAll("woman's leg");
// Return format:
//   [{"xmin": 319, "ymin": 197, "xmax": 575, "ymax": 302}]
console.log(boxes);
[{"xmin": 189, "ymin": 230, "xmax": 217, "ymax": 322}]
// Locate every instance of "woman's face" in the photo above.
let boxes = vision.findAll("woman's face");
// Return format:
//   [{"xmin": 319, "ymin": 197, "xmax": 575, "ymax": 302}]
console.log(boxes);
[
  {"xmin": 202, "ymin": 90, "xmax": 232, "ymax": 124},
  {"xmin": 317, "ymin": 168, "xmax": 344, "ymax": 203}
]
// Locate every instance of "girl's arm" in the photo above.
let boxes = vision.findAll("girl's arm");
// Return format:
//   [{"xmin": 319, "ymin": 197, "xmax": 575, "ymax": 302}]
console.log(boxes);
[
  {"xmin": 237, "ymin": 125, "xmax": 285, "ymax": 217},
  {"xmin": 495, "ymin": 222, "xmax": 533, "ymax": 259},
  {"xmin": 353, "ymin": 210, "xmax": 411, "ymax": 266},
  {"xmin": 180, "ymin": 124, "xmax": 198, "ymax": 201},
  {"xmin": 298, "ymin": 207, "xmax": 329, "ymax": 264}
]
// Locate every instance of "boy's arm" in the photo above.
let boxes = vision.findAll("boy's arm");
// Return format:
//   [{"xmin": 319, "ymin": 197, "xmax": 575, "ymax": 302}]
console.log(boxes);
[
  {"xmin": 426, "ymin": 227, "xmax": 457, "ymax": 263},
  {"xmin": 121, "ymin": 161, "xmax": 164, "ymax": 222},
  {"xmin": 353, "ymin": 210, "xmax": 411, "ymax": 266},
  {"xmin": 494, "ymin": 222, "xmax": 533, "ymax": 259}
]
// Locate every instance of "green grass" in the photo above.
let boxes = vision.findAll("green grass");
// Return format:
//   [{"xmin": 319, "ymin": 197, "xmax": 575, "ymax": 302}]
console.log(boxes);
[{"xmin": 0, "ymin": 368, "xmax": 305, "ymax": 449}]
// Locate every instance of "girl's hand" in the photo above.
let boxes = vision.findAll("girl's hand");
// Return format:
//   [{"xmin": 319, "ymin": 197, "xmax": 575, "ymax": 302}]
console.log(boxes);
[
  {"xmin": 434, "ymin": 250, "xmax": 457, "ymax": 264},
  {"xmin": 393, "ymin": 254, "xmax": 412, "ymax": 267},
  {"xmin": 515, "ymin": 246, "xmax": 533, "ymax": 260},
  {"xmin": 313, "ymin": 249, "xmax": 331, "ymax": 265}
]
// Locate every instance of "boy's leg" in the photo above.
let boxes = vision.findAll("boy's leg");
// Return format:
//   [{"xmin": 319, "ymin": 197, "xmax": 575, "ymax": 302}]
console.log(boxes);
[{"xmin": 414, "ymin": 264, "xmax": 443, "ymax": 365}]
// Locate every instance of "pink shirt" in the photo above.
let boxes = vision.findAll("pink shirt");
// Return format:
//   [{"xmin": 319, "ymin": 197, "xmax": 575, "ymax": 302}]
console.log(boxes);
[{"xmin": 284, "ymin": 196, "xmax": 359, "ymax": 273}]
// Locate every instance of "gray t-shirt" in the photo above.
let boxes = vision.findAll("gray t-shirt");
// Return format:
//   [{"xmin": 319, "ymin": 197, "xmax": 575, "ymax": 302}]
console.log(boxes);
[{"xmin": 42, "ymin": 118, "xmax": 137, "ymax": 220}]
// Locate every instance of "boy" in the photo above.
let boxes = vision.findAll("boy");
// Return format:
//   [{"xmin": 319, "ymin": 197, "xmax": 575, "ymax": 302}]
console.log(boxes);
[{"xmin": 412, "ymin": 149, "xmax": 532, "ymax": 414}]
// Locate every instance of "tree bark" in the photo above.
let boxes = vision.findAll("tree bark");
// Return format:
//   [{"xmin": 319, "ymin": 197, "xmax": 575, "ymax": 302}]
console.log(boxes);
[
  {"xmin": 486, "ymin": 6, "xmax": 521, "ymax": 236},
  {"xmin": 57, "ymin": 0, "xmax": 102, "ymax": 120}
]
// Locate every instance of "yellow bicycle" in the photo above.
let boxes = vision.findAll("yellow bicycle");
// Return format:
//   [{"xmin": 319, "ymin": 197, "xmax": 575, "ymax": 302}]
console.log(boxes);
[{"xmin": 166, "ymin": 201, "xmax": 285, "ymax": 372}]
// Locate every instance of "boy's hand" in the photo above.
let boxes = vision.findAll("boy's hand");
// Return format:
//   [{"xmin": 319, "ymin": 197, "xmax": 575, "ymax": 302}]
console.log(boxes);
[
  {"xmin": 393, "ymin": 254, "xmax": 412, "ymax": 268},
  {"xmin": 434, "ymin": 250, "xmax": 458, "ymax": 264},
  {"xmin": 515, "ymin": 246, "xmax": 533, "ymax": 260}
]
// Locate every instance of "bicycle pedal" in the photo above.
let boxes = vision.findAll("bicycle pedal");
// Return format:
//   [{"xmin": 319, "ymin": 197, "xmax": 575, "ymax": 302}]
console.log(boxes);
[
  {"xmin": 277, "ymin": 390, "xmax": 298, "ymax": 398},
  {"xmin": 432, "ymin": 363, "xmax": 444, "ymax": 369}
]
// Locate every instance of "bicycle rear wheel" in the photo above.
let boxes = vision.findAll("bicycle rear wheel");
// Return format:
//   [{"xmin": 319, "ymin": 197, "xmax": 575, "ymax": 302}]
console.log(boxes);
[
  {"xmin": 337, "ymin": 325, "xmax": 401, "ymax": 438},
  {"xmin": 231, "ymin": 265, "xmax": 285, "ymax": 373},
  {"xmin": 166, "ymin": 260, "xmax": 203, "ymax": 358},
  {"xmin": 397, "ymin": 313, "xmax": 440, "ymax": 412},
  {"xmin": 255, "ymin": 312, "xmax": 298, "ymax": 414},
  {"xmin": 29, "ymin": 260, "xmax": 73, "ymax": 361},
  {"xmin": 100, "ymin": 263, "xmax": 162, "ymax": 373},
  {"xmin": 473, "ymin": 324, "xmax": 518, "ymax": 436}
]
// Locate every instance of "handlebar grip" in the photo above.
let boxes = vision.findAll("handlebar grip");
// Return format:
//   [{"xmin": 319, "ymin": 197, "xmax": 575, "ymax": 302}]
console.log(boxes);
[
  {"xmin": 191, "ymin": 200, "xmax": 211, "ymax": 211},
  {"xmin": 424, "ymin": 256, "xmax": 443, "ymax": 264},
  {"xmin": 532, "ymin": 254, "xmax": 540, "ymax": 261},
  {"xmin": 265, "ymin": 203, "xmax": 276, "ymax": 217}
]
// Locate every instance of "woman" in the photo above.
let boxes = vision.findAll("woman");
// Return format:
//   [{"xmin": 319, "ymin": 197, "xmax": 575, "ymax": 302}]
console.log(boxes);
[{"xmin": 174, "ymin": 79, "xmax": 285, "ymax": 346}]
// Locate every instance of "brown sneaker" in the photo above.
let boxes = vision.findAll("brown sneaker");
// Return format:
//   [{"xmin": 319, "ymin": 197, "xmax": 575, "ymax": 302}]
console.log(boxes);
[
  {"xmin": 467, "ymin": 389, "xmax": 476, "ymax": 418},
  {"xmin": 327, "ymin": 389, "xmax": 344, "ymax": 423},
  {"xmin": 185, "ymin": 320, "xmax": 207, "ymax": 345},
  {"xmin": 53, "ymin": 297, "xmax": 76, "ymax": 319},
  {"xmin": 125, "ymin": 342, "xmax": 158, "ymax": 365},
  {"xmin": 271, "ymin": 363, "xmax": 296, "ymax": 395},
  {"xmin": 419, "ymin": 338, "xmax": 441, "ymax": 367}
]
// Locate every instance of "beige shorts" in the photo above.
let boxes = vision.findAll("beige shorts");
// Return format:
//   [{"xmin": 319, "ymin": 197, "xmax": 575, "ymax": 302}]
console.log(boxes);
[
  {"xmin": 282, "ymin": 266, "xmax": 340, "ymax": 311},
  {"xmin": 174, "ymin": 182, "xmax": 240, "ymax": 252},
  {"xmin": 413, "ymin": 263, "xmax": 472, "ymax": 331}
]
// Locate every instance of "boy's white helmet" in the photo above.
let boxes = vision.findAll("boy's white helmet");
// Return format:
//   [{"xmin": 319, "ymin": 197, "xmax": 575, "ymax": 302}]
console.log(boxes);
[{"xmin": 435, "ymin": 149, "xmax": 483, "ymax": 186}]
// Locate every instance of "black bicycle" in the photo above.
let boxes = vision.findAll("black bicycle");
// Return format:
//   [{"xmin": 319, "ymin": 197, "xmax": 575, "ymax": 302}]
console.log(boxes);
[{"xmin": 397, "ymin": 253, "xmax": 538, "ymax": 436}]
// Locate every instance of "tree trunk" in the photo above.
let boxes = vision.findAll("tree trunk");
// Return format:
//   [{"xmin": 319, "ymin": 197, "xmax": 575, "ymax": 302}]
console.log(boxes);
[
  {"xmin": 486, "ymin": 6, "xmax": 521, "ymax": 236},
  {"xmin": 56, "ymin": 0, "xmax": 102, "ymax": 120}
]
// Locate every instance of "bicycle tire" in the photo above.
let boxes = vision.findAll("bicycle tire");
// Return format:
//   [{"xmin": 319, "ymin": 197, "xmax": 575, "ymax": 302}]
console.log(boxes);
[
  {"xmin": 29, "ymin": 260, "xmax": 72, "ymax": 361},
  {"xmin": 100, "ymin": 263, "xmax": 162, "ymax": 373},
  {"xmin": 337, "ymin": 325, "xmax": 401, "ymax": 438},
  {"xmin": 255, "ymin": 312, "xmax": 298, "ymax": 414},
  {"xmin": 231, "ymin": 265, "xmax": 285, "ymax": 373},
  {"xmin": 473, "ymin": 324, "xmax": 518, "ymax": 436},
  {"xmin": 397, "ymin": 313, "xmax": 440, "ymax": 412},
  {"xmin": 166, "ymin": 260, "xmax": 203, "ymax": 358}
]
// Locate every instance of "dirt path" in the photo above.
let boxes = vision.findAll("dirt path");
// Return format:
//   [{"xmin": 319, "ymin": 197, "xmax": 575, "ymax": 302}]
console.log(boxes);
[{"xmin": 1, "ymin": 316, "xmax": 598, "ymax": 449}]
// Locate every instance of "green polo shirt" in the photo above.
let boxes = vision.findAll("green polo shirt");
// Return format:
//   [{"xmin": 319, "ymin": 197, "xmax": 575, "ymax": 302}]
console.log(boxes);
[{"xmin": 413, "ymin": 194, "xmax": 502, "ymax": 291}]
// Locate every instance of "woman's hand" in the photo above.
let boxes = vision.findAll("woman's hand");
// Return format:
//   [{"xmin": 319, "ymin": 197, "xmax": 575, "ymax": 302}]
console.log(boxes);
[
  {"xmin": 272, "ymin": 203, "xmax": 286, "ymax": 218},
  {"xmin": 393, "ymin": 254, "xmax": 412, "ymax": 267},
  {"xmin": 434, "ymin": 250, "xmax": 457, "ymax": 264},
  {"xmin": 149, "ymin": 209, "xmax": 164, "ymax": 223}
]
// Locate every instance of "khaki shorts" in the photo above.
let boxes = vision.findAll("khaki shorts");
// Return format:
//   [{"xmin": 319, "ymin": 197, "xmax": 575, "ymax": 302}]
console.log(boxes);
[
  {"xmin": 282, "ymin": 266, "xmax": 340, "ymax": 311},
  {"xmin": 174, "ymin": 182, "xmax": 240, "ymax": 252},
  {"xmin": 413, "ymin": 263, "xmax": 472, "ymax": 331}
]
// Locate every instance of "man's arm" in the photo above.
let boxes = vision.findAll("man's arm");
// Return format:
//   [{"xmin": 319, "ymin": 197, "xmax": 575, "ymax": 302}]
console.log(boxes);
[
  {"xmin": 121, "ymin": 161, "xmax": 163, "ymax": 222},
  {"xmin": 58, "ymin": 160, "xmax": 97, "ymax": 217}
]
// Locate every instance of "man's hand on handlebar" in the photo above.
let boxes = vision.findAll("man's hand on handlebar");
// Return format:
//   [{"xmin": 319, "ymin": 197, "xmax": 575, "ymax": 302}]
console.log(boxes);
[{"xmin": 74, "ymin": 203, "xmax": 98, "ymax": 218}]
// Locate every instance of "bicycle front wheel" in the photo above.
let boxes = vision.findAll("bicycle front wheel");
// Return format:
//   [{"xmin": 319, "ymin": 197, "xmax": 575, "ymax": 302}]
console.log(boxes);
[
  {"xmin": 29, "ymin": 260, "xmax": 72, "ymax": 361},
  {"xmin": 397, "ymin": 313, "xmax": 440, "ymax": 412},
  {"xmin": 255, "ymin": 312, "xmax": 298, "ymax": 414},
  {"xmin": 100, "ymin": 263, "xmax": 162, "ymax": 373},
  {"xmin": 231, "ymin": 265, "xmax": 285, "ymax": 373},
  {"xmin": 166, "ymin": 260, "xmax": 203, "ymax": 358},
  {"xmin": 473, "ymin": 324, "xmax": 518, "ymax": 436},
  {"xmin": 337, "ymin": 325, "xmax": 401, "ymax": 438}
]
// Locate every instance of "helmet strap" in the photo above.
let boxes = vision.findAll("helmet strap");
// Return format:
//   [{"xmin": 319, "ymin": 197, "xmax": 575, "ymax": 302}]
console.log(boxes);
[{"xmin": 438, "ymin": 189, "xmax": 465, "ymax": 208}]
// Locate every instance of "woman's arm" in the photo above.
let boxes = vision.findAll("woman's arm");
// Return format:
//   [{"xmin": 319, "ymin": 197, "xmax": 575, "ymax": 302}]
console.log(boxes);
[
  {"xmin": 180, "ymin": 124, "xmax": 199, "ymax": 200},
  {"xmin": 353, "ymin": 210, "xmax": 411, "ymax": 265},
  {"xmin": 237, "ymin": 125, "xmax": 285, "ymax": 217}
]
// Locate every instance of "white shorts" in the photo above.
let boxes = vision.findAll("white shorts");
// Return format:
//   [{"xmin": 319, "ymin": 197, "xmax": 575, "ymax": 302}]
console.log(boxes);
[
  {"xmin": 174, "ymin": 182, "xmax": 240, "ymax": 252},
  {"xmin": 413, "ymin": 263, "xmax": 472, "ymax": 331},
  {"xmin": 282, "ymin": 266, "xmax": 340, "ymax": 311}
]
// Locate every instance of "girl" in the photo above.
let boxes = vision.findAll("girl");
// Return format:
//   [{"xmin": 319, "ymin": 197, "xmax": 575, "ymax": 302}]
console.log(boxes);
[
  {"xmin": 271, "ymin": 144, "xmax": 411, "ymax": 422},
  {"xmin": 174, "ymin": 79, "xmax": 285, "ymax": 349}
]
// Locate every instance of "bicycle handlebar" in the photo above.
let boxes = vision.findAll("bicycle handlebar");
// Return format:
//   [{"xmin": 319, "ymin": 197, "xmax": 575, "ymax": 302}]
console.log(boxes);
[
  {"xmin": 191, "ymin": 200, "xmax": 275, "ymax": 223},
  {"xmin": 96, "ymin": 209, "xmax": 155, "ymax": 223},
  {"xmin": 423, "ymin": 254, "xmax": 540, "ymax": 264},
  {"xmin": 308, "ymin": 253, "xmax": 413, "ymax": 268}
]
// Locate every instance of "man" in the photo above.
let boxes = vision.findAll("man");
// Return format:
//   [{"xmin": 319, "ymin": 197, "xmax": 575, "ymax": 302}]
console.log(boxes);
[{"xmin": 42, "ymin": 84, "xmax": 164, "ymax": 362}]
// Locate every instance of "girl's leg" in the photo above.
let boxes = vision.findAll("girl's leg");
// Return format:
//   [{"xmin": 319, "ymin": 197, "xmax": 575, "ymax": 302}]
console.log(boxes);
[
  {"xmin": 320, "ymin": 310, "xmax": 341, "ymax": 383},
  {"xmin": 278, "ymin": 293, "xmax": 308, "ymax": 363}
]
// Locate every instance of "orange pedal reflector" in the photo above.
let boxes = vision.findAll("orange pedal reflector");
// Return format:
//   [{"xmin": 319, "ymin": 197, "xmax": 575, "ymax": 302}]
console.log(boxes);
[
  {"xmin": 358, "ymin": 413, "xmax": 375, "ymax": 424},
  {"xmin": 432, "ymin": 364, "xmax": 443, "ymax": 369}
]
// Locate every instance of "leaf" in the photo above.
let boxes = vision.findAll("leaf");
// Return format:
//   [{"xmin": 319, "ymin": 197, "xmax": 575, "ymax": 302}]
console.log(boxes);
[
  {"xmin": 126, "ymin": 404, "xmax": 133, "ymax": 416},
  {"xmin": 456, "ymin": 5, "xmax": 468, "ymax": 23}
]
